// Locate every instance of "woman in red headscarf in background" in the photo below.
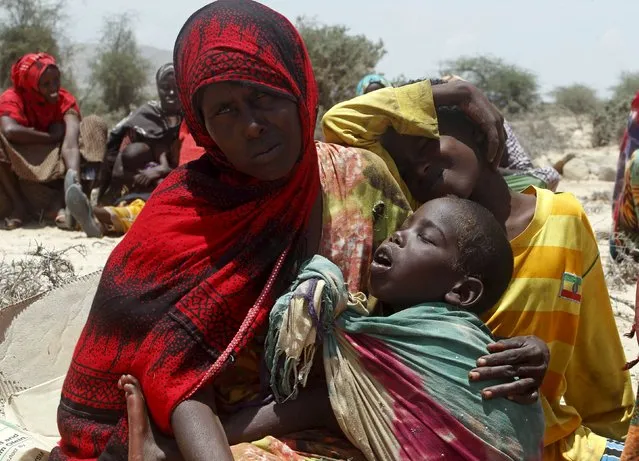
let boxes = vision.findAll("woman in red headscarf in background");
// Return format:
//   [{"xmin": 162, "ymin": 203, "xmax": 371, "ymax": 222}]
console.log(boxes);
[{"xmin": 0, "ymin": 52, "xmax": 106, "ymax": 230}]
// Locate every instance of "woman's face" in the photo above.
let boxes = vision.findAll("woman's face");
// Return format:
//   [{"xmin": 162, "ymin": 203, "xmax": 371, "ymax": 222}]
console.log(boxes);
[
  {"xmin": 38, "ymin": 66, "xmax": 61, "ymax": 104},
  {"xmin": 199, "ymin": 82, "xmax": 302, "ymax": 181},
  {"xmin": 158, "ymin": 74, "xmax": 180, "ymax": 114}
]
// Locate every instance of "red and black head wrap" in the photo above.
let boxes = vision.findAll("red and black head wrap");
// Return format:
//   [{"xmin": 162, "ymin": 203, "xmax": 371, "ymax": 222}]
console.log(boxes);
[
  {"xmin": 53, "ymin": 1, "xmax": 321, "ymax": 458},
  {"xmin": 174, "ymin": 0, "xmax": 318, "ymax": 169}
]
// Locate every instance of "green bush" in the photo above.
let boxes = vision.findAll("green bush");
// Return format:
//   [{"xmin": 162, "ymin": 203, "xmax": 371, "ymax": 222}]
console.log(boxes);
[{"xmin": 441, "ymin": 55, "xmax": 539, "ymax": 115}]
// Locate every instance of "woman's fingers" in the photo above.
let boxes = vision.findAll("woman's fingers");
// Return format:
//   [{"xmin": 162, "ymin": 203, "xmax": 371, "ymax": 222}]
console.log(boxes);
[
  {"xmin": 477, "ymin": 347, "xmax": 531, "ymax": 367},
  {"xmin": 486, "ymin": 337, "xmax": 525, "ymax": 353},
  {"xmin": 506, "ymin": 392, "xmax": 539, "ymax": 405},
  {"xmin": 480, "ymin": 377, "xmax": 538, "ymax": 401},
  {"xmin": 469, "ymin": 365, "xmax": 519, "ymax": 381},
  {"xmin": 480, "ymin": 337, "xmax": 549, "ymax": 367},
  {"xmin": 472, "ymin": 336, "xmax": 548, "ymax": 403},
  {"xmin": 470, "ymin": 364, "xmax": 545, "ymax": 382}
]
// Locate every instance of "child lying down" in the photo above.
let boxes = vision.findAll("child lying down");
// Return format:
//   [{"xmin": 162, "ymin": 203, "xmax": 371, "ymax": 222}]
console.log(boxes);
[{"xmin": 119, "ymin": 196, "xmax": 545, "ymax": 461}]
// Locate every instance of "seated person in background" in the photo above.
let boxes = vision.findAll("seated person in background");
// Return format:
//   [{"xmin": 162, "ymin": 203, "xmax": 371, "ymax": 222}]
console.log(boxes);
[
  {"xmin": 71, "ymin": 63, "xmax": 182, "ymax": 237},
  {"xmin": 610, "ymin": 91, "xmax": 639, "ymax": 261},
  {"xmin": 0, "ymin": 52, "xmax": 106, "ymax": 230},
  {"xmin": 499, "ymin": 120, "xmax": 560, "ymax": 191},
  {"xmin": 96, "ymin": 63, "xmax": 181, "ymax": 206},
  {"xmin": 356, "ymin": 73, "xmax": 392, "ymax": 96},
  {"xmin": 613, "ymin": 91, "xmax": 639, "ymax": 206},
  {"xmin": 120, "ymin": 196, "xmax": 544, "ymax": 461},
  {"xmin": 76, "ymin": 122, "xmax": 205, "ymax": 238},
  {"xmin": 322, "ymin": 80, "xmax": 634, "ymax": 461}
]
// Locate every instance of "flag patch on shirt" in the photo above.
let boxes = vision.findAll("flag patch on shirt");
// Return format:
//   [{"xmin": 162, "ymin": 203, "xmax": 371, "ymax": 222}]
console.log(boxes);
[{"xmin": 559, "ymin": 272, "xmax": 582, "ymax": 303}]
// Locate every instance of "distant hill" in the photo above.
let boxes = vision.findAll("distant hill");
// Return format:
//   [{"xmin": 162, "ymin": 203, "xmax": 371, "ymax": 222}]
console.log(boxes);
[{"xmin": 69, "ymin": 43, "xmax": 173, "ymax": 96}]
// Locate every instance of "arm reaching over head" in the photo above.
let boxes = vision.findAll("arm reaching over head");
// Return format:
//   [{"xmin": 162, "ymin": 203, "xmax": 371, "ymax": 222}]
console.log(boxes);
[
  {"xmin": 322, "ymin": 80, "xmax": 505, "ymax": 170},
  {"xmin": 431, "ymin": 80, "xmax": 505, "ymax": 167},
  {"xmin": 321, "ymin": 81, "xmax": 438, "ymax": 204},
  {"xmin": 322, "ymin": 80, "xmax": 505, "ymax": 205}
]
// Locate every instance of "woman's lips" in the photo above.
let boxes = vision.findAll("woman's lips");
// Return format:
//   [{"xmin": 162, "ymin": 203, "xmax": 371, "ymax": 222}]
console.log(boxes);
[{"xmin": 253, "ymin": 143, "xmax": 282, "ymax": 161}]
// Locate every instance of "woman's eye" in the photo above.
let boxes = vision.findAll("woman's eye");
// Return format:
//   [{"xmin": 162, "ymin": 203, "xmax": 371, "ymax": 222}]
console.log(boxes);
[
  {"xmin": 253, "ymin": 92, "xmax": 274, "ymax": 105},
  {"xmin": 215, "ymin": 105, "xmax": 232, "ymax": 116}
]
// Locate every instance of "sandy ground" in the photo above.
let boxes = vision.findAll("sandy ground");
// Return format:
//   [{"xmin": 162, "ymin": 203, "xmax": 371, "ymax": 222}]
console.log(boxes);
[
  {"xmin": 1, "ymin": 173, "xmax": 638, "ymax": 381},
  {"xmin": 0, "ymin": 225, "xmax": 122, "ymax": 277}
]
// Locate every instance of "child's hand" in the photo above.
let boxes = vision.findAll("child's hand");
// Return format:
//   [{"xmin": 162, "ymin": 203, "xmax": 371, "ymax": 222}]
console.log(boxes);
[
  {"xmin": 468, "ymin": 335, "xmax": 549, "ymax": 404},
  {"xmin": 134, "ymin": 168, "xmax": 163, "ymax": 188}
]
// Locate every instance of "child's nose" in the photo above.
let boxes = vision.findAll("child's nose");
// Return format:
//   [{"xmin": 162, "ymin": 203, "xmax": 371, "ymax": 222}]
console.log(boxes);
[{"xmin": 389, "ymin": 231, "xmax": 404, "ymax": 246}]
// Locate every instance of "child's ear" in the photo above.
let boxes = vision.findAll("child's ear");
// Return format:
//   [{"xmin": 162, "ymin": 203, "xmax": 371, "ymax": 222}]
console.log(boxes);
[{"xmin": 444, "ymin": 277, "xmax": 484, "ymax": 310}]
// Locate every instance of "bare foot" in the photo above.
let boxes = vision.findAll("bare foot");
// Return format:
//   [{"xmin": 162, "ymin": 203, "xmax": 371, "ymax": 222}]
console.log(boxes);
[
  {"xmin": 119, "ymin": 374, "xmax": 151, "ymax": 461},
  {"xmin": 118, "ymin": 375, "xmax": 182, "ymax": 461}
]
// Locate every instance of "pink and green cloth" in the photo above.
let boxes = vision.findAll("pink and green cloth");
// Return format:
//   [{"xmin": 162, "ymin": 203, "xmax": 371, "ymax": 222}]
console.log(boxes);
[{"xmin": 265, "ymin": 255, "xmax": 544, "ymax": 461}]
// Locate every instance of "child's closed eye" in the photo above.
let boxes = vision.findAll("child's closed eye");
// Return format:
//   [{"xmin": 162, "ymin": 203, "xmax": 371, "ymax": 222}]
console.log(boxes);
[{"xmin": 418, "ymin": 233, "xmax": 434, "ymax": 244}]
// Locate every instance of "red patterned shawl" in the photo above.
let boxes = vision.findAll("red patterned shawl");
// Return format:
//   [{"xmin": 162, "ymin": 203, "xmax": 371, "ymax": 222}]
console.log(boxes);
[{"xmin": 52, "ymin": 1, "xmax": 319, "ymax": 459}]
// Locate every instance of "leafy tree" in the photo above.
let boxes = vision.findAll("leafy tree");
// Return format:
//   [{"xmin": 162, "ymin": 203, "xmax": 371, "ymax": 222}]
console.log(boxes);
[
  {"xmin": 90, "ymin": 13, "xmax": 150, "ymax": 114},
  {"xmin": 592, "ymin": 72, "xmax": 639, "ymax": 147},
  {"xmin": 0, "ymin": 0, "xmax": 72, "ymax": 88},
  {"xmin": 441, "ymin": 55, "xmax": 539, "ymax": 115},
  {"xmin": 611, "ymin": 71, "xmax": 639, "ymax": 103},
  {"xmin": 297, "ymin": 17, "xmax": 386, "ymax": 113},
  {"xmin": 552, "ymin": 84, "xmax": 599, "ymax": 116}
]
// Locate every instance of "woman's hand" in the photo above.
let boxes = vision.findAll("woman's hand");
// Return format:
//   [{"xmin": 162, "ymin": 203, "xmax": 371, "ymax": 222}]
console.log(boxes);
[
  {"xmin": 431, "ymin": 81, "xmax": 506, "ymax": 168},
  {"xmin": 469, "ymin": 335, "xmax": 549, "ymax": 404}
]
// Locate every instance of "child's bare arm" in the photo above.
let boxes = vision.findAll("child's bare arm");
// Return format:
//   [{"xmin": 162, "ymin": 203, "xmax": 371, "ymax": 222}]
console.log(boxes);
[
  {"xmin": 171, "ymin": 391, "xmax": 233, "ymax": 461},
  {"xmin": 170, "ymin": 381, "xmax": 338, "ymax": 459},
  {"xmin": 222, "ymin": 383, "xmax": 338, "ymax": 444}
]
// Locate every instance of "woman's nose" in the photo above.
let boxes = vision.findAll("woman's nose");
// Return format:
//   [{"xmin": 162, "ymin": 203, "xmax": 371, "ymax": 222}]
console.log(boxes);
[{"xmin": 245, "ymin": 115, "xmax": 265, "ymax": 139}]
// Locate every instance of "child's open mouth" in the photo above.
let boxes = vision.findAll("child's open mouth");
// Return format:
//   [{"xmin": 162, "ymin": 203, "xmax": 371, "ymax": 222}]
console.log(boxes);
[{"xmin": 371, "ymin": 244, "xmax": 393, "ymax": 273}]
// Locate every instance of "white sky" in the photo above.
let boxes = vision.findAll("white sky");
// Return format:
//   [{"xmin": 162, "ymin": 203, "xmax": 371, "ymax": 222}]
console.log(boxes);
[{"xmin": 65, "ymin": 0, "xmax": 639, "ymax": 97}]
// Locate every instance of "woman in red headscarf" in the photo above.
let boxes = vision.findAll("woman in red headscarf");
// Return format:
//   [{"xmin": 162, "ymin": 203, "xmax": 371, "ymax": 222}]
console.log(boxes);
[
  {"xmin": 49, "ymin": 1, "xmax": 544, "ymax": 460},
  {"xmin": 0, "ymin": 52, "xmax": 106, "ymax": 231}
]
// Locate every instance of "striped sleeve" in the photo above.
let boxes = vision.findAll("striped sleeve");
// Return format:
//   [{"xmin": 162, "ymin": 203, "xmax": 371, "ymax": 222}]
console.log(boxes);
[{"xmin": 562, "ymin": 205, "xmax": 634, "ymax": 440}]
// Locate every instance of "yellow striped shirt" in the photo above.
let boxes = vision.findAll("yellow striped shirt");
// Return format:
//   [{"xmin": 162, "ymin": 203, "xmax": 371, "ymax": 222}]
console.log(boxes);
[
  {"xmin": 483, "ymin": 186, "xmax": 634, "ymax": 461},
  {"xmin": 322, "ymin": 82, "xmax": 635, "ymax": 461}
]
